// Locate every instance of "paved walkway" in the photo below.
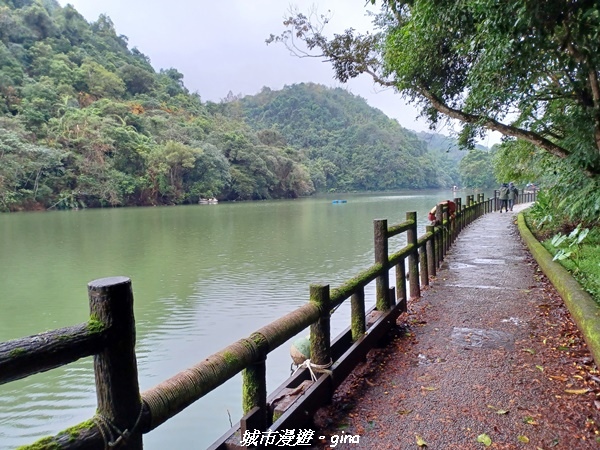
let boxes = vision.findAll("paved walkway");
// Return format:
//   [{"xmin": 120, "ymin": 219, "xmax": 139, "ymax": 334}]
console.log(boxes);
[{"xmin": 314, "ymin": 203, "xmax": 600, "ymax": 449}]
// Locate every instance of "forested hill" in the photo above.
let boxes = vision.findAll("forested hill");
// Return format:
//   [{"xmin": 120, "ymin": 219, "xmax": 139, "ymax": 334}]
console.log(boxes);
[
  {"xmin": 231, "ymin": 84, "xmax": 460, "ymax": 192},
  {"xmin": 0, "ymin": 0, "xmax": 459, "ymax": 212}
]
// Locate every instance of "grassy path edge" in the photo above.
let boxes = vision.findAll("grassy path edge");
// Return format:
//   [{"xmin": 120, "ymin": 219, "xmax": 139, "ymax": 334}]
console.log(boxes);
[{"xmin": 518, "ymin": 212, "xmax": 600, "ymax": 364}]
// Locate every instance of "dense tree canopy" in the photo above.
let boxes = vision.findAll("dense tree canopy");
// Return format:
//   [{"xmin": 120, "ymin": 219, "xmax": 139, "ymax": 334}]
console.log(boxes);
[
  {"xmin": 0, "ymin": 0, "xmax": 471, "ymax": 212},
  {"xmin": 269, "ymin": 0, "xmax": 600, "ymax": 222},
  {"xmin": 231, "ymin": 83, "xmax": 461, "ymax": 192}
]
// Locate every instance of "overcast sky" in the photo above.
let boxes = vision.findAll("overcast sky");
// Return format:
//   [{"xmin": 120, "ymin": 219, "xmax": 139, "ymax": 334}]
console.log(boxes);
[{"xmin": 55, "ymin": 0, "xmax": 446, "ymax": 134}]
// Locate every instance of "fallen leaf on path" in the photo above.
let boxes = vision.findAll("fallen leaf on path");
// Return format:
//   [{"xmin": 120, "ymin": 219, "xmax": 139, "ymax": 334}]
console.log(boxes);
[
  {"xmin": 565, "ymin": 388, "xmax": 590, "ymax": 395},
  {"xmin": 476, "ymin": 433, "xmax": 492, "ymax": 446},
  {"xmin": 549, "ymin": 375, "xmax": 568, "ymax": 381},
  {"xmin": 518, "ymin": 435, "xmax": 530, "ymax": 443},
  {"xmin": 416, "ymin": 435, "xmax": 427, "ymax": 447}
]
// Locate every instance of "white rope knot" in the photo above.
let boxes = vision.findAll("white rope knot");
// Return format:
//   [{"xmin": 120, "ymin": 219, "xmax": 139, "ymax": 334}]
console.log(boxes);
[{"xmin": 294, "ymin": 358, "xmax": 333, "ymax": 381}]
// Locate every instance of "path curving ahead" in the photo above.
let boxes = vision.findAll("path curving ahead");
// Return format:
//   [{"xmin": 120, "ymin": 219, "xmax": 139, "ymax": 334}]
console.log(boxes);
[{"xmin": 314, "ymin": 203, "xmax": 600, "ymax": 449}]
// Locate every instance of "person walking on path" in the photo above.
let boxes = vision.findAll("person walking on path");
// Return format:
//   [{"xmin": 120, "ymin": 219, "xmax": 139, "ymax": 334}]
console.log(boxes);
[
  {"xmin": 314, "ymin": 202, "xmax": 600, "ymax": 449},
  {"xmin": 498, "ymin": 182, "xmax": 509, "ymax": 212},
  {"xmin": 508, "ymin": 182, "xmax": 519, "ymax": 211}
]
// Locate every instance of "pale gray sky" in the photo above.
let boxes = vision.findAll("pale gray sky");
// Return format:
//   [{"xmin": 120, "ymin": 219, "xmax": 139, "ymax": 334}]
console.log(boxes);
[
  {"xmin": 55, "ymin": 0, "xmax": 438, "ymax": 133},
  {"xmin": 55, "ymin": 1, "xmax": 501, "ymax": 144}
]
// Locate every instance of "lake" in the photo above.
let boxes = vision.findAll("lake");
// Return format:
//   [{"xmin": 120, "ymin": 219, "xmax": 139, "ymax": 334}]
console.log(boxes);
[{"xmin": 0, "ymin": 189, "xmax": 469, "ymax": 449}]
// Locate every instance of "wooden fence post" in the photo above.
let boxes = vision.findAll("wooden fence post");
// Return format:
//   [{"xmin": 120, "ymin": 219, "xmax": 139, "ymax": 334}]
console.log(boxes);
[
  {"xmin": 406, "ymin": 212, "xmax": 420, "ymax": 300},
  {"xmin": 351, "ymin": 288, "xmax": 366, "ymax": 342},
  {"xmin": 435, "ymin": 204, "xmax": 444, "ymax": 262},
  {"xmin": 395, "ymin": 258, "xmax": 407, "ymax": 313},
  {"xmin": 419, "ymin": 244, "xmax": 429, "ymax": 288},
  {"xmin": 310, "ymin": 284, "xmax": 331, "ymax": 367},
  {"xmin": 242, "ymin": 358, "xmax": 268, "ymax": 432},
  {"xmin": 426, "ymin": 225, "xmax": 436, "ymax": 278},
  {"xmin": 88, "ymin": 277, "xmax": 143, "ymax": 450},
  {"xmin": 455, "ymin": 198, "xmax": 462, "ymax": 234},
  {"xmin": 374, "ymin": 219, "xmax": 390, "ymax": 311},
  {"xmin": 452, "ymin": 197, "xmax": 460, "ymax": 243}
]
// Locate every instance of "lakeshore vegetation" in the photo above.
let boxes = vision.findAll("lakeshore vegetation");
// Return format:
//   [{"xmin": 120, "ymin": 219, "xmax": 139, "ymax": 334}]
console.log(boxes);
[
  {"xmin": 1, "ymin": 0, "xmax": 598, "ymax": 302},
  {"xmin": 0, "ymin": 0, "xmax": 501, "ymax": 214},
  {"xmin": 269, "ymin": 0, "xmax": 600, "ymax": 304}
]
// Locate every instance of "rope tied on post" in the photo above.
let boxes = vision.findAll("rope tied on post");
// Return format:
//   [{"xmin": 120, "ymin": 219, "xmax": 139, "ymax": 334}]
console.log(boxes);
[
  {"xmin": 293, "ymin": 358, "xmax": 333, "ymax": 381},
  {"xmin": 93, "ymin": 400, "xmax": 145, "ymax": 449}
]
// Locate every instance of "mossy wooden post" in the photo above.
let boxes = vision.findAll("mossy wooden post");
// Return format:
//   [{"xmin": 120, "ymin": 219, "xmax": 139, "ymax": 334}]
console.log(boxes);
[
  {"xmin": 351, "ymin": 288, "xmax": 366, "ymax": 342},
  {"xmin": 88, "ymin": 277, "xmax": 143, "ymax": 450},
  {"xmin": 442, "ymin": 203, "xmax": 450, "ymax": 256},
  {"xmin": 435, "ymin": 203, "xmax": 444, "ymax": 263},
  {"xmin": 477, "ymin": 194, "xmax": 485, "ymax": 217},
  {"xmin": 455, "ymin": 198, "xmax": 463, "ymax": 234},
  {"xmin": 452, "ymin": 197, "xmax": 460, "ymax": 244},
  {"xmin": 419, "ymin": 244, "xmax": 428, "ymax": 287},
  {"xmin": 395, "ymin": 258, "xmax": 407, "ymax": 312},
  {"xmin": 406, "ymin": 212, "xmax": 420, "ymax": 300},
  {"xmin": 242, "ymin": 357, "xmax": 268, "ymax": 431},
  {"xmin": 310, "ymin": 284, "xmax": 331, "ymax": 367},
  {"xmin": 426, "ymin": 225, "xmax": 436, "ymax": 278},
  {"xmin": 466, "ymin": 195, "xmax": 473, "ymax": 225},
  {"xmin": 374, "ymin": 219, "xmax": 390, "ymax": 311}
]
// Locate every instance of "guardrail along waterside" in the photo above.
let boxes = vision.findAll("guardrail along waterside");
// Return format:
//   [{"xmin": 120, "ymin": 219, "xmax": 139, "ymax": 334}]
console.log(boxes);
[{"xmin": 2, "ymin": 191, "xmax": 535, "ymax": 449}]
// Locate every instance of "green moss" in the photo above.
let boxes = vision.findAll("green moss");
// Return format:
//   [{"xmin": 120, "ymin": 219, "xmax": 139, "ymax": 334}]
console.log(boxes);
[
  {"xmin": 66, "ymin": 419, "xmax": 94, "ymax": 442},
  {"xmin": 16, "ymin": 419, "xmax": 95, "ymax": 448},
  {"xmin": 242, "ymin": 367, "xmax": 261, "ymax": 414},
  {"xmin": 87, "ymin": 316, "xmax": 106, "ymax": 334},
  {"xmin": 16, "ymin": 436, "xmax": 60, "ymax": 450},
  {"xmin": 9, "ymin": 347, "xmax": 26, "ymax": 357},
  {"xmin": 222, "ymin": 351, "xmax": 238, "ymax": 365}
]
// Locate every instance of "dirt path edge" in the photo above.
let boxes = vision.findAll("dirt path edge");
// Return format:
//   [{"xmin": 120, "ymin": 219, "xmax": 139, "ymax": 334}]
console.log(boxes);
[{"xmin": 517, "ymin": 211, "xmax": 600, "ymax": 364}]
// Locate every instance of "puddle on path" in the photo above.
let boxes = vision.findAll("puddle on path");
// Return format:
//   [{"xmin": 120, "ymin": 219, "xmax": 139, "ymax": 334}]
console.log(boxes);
[
  {"xmin": 472, "ymin": 258, "xmax": 506, "ymax": 265},
  {"xmin": 501, "ymin": 317, "xmax": 523, "ymax": 326},
  {"xmin": 444, "ymin": 283, "xmax": 506, "ymax": 290},
  {"xmin": 451, "ymin": 327, "xmax": 514, "ymax": 350},
  {"xmin": 447, "ymin": 262, "xmax": 476, "ymax": 270}
]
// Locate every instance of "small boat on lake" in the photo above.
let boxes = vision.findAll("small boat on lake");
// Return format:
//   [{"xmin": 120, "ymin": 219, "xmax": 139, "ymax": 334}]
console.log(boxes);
[
  {"xmin": 332, "ymin": 200, "xmax": 347, "ymax": 204},
  {"xmin": 199, "ymin": 198, "xmax": 219, "ymax": 205}
]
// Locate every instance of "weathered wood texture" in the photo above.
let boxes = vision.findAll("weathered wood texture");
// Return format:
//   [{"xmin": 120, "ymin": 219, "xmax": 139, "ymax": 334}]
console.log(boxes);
[
  {"xmin": 7, "ymin": 191, "xmax": 531, "ymax": 450},
  {"xmin": 0, "ymin": 324, "xmax": 106, "ymax": 385},
  {"xmin": 89, "ymin": 277, "xmax": 143, "ymax": 450},
  {"xmin": 374, "ymin": 219, "xmax": 390, "ymax": 311}
]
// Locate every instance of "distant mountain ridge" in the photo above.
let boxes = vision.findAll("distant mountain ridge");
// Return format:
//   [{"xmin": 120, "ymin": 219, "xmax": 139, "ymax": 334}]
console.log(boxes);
[{"xmin": 232, "ymin": 83, "xmax": 461, "ymax": 191}]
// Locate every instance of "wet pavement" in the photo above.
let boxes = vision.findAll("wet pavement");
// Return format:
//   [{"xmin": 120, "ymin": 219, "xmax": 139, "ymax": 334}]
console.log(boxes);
[{"xmin": 314, "ymin": 203, "xmax": 600, "ymax": 449}]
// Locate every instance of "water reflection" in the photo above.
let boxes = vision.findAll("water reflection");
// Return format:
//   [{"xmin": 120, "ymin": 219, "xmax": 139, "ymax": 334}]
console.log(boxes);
[{"xmin": 0, "ymin": 190, "xmax": 466, "ymax": 449}]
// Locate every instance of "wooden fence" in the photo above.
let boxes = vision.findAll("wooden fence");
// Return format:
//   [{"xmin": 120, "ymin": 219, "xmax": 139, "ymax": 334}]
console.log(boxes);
[{"xmin": 0, "ymin": 191, "xmax": 536, "ymax": 449}]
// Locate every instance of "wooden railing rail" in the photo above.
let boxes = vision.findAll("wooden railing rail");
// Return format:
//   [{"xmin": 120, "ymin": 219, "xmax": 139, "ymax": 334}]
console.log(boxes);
[{"xmin": 1, "ymin": 191, "xmax": 536, "ymax": 449}]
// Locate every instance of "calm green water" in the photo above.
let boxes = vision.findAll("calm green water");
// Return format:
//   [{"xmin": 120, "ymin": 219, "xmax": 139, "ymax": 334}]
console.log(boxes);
[{"xmin": 0, "ymin": 190, "xmax": 466, "ymax": 449}]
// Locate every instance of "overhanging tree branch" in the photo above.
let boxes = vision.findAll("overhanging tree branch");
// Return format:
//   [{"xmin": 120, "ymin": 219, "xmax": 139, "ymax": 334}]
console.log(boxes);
[{"xmin": 413, "ymin": 87, "xmax": 599, "ymax": 172}]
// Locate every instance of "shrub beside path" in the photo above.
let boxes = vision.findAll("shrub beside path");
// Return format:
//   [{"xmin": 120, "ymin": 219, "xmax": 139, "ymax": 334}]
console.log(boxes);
[{"xmin": 313, "ymin": 203, "xmax": 600, "ymax": 449}]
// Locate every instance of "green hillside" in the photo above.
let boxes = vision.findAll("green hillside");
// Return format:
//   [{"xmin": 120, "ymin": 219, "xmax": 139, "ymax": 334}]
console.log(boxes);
[
  {"xmin": 233, "ymin": 84, "xmax": 459, "ymax": 192},
  {"xmin": 0, "ymin": 0, "xmax": 460, "ymax": 212}
]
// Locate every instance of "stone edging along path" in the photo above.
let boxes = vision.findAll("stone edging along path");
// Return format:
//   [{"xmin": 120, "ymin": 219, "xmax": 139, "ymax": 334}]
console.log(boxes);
[{"xmin": 517, "ymin": 212, "xmax": 600, "ymax": 364}]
